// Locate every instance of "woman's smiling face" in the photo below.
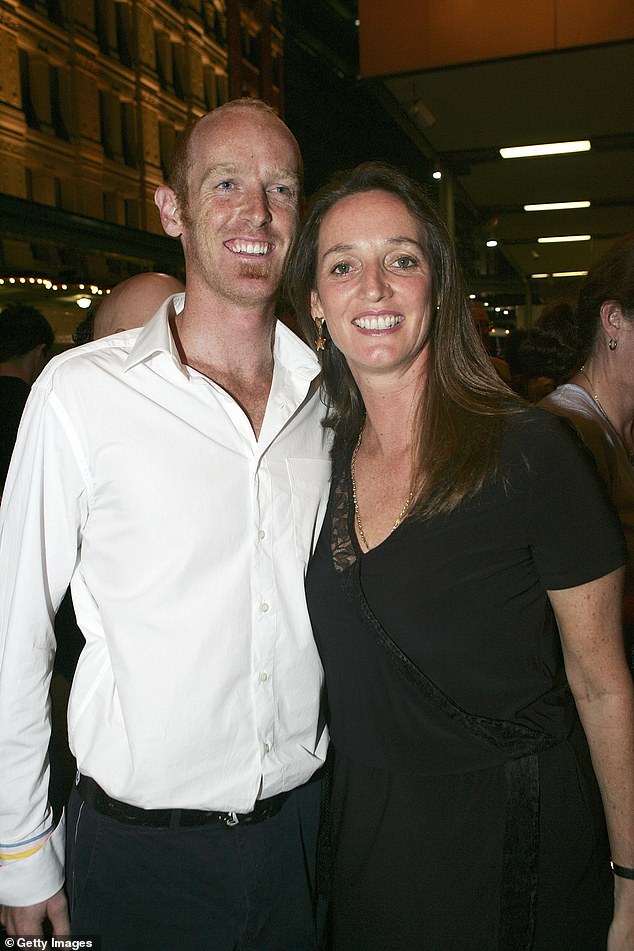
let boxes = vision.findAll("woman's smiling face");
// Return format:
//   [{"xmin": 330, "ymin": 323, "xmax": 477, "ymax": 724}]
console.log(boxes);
[{"xmin": 311, "ymin": 189, "xmax": 434, "ymax": 383}]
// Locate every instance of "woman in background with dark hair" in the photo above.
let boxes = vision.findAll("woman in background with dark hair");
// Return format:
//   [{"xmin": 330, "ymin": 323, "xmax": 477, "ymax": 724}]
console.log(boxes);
[
  {"xmin": 286, "ymin": 164, "xmax": 634, "ymax": 951},
  {"xmin": 542, "ymin": 237, "xmax": 634, "ymax": 670},
  {"xmin": 514, "ymin": 300, "xmax": 579, "ymax": 400}
]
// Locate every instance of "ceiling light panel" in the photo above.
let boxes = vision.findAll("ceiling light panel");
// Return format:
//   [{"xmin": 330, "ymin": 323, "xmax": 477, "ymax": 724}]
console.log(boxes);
[{"xmin": 500, "ymin": 140, "xmax": 591, "ymax": 159}]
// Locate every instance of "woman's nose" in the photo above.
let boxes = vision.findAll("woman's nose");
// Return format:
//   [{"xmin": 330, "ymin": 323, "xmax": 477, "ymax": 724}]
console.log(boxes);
[{"xmin": 362, "ymin": 263, "xmax": 392, "ymax": 301}]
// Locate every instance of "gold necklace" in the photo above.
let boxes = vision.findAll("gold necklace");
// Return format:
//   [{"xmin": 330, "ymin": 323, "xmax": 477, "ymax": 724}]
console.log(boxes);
[
  {"xmin": 350, "ymin": 430, "xmax": 414, "ymax": 551},
  {"xmin": 579, "ymin": 366, "xmax": 634, "ymax": 464}
]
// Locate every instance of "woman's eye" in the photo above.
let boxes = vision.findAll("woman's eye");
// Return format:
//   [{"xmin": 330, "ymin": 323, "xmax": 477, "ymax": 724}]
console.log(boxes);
[
  {"xmin": 393, "ymin": 255, "xmax": 417, "ymax": 268},
  {"xmin": 332, "ymin": 262, "xmax": 352, "ymax": 275}
]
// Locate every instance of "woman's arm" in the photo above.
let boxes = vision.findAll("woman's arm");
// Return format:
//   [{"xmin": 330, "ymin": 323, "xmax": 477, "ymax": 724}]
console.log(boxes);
[{"xmin": 549, "ymin": 567, "xmax": 634, "ymax": 951}]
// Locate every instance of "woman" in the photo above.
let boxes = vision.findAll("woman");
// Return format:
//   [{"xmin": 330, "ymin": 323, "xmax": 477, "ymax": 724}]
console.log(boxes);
[
  {"xmin": 541, "ymin": 238, "xmax": 634, "ymax": 668},
  {"xmin": 286, "ymin": 163, "xmax": 634, "ymax": 951}
]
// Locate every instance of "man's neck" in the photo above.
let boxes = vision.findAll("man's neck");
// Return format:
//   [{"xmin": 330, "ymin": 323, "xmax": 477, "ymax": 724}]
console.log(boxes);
[{"xmin": 171, "ymin": 288, "xmax": 278, "ymax": 437}]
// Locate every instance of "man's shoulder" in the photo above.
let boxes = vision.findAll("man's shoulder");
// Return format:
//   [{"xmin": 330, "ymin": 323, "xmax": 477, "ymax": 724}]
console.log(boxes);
[{"xmin": 34, "ymin": 329, "xmax": 142, "ymax": 394}]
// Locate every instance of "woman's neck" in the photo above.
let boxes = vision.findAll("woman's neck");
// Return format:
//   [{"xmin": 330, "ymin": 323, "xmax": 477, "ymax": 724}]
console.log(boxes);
[{"xmin": 575, "ymin": 358, "xmax": 634, "ymax": 455}]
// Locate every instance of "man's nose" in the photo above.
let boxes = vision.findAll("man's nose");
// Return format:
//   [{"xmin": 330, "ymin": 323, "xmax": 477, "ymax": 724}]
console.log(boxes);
[{"xmin": 241, "ymin": 187, "xmax": 273, "ymax": 227}]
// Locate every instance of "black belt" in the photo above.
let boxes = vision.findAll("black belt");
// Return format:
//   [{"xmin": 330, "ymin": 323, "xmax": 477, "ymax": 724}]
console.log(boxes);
[{"xmin": 76, "ymin": 774, "xmax": 290, "ymax": 829}]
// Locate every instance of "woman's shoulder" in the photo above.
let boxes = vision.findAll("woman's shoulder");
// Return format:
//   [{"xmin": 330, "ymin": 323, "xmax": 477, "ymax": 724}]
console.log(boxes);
[
  {"xmin": 502, "ymin": 404, "xmax": 580, "ymax": 451},
  {"xmin": 498, "ymin": 405, "xmax": 603, "ymax": 488}
]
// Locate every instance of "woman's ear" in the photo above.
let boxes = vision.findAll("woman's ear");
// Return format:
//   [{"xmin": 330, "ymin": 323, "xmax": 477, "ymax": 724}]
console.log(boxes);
[
  {"xmin": 310, "ymin": 290, "xmax": 324, "ymax": 322},
  {"xmin": 600, "ymin": 299, "xmax": 623, "ymax": 333}
]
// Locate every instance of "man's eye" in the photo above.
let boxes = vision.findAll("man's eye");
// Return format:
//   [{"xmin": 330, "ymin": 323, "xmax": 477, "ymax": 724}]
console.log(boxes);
[
  {"xmin": 270, "ymin": 184, "xmax": 294, "ymax": 196},
  {"xmin": 216, "ymin": 181, "xmax": 234, "ymax": 191}
]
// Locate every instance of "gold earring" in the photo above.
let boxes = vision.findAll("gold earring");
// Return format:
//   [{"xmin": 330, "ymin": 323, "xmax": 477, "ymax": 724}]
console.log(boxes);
[{"xmin": 315, "ymin": 317, "xmax": 327, "ymax": 351}]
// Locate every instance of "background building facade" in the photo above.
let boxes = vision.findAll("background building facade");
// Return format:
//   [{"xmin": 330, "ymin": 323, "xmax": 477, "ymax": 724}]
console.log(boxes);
[{"xmin": 0, "ymin": 0, "xmax": 284, "ymax": 338}]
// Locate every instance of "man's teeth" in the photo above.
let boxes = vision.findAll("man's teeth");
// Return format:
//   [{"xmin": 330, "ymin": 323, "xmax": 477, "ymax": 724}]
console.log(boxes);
[
  {"xmin": 228, "ymin": 241, "xmax": 269, "ymax": 255},
  {"xmin": 353, "ymin": 315, "xmax": 402, "ymax": 330}
]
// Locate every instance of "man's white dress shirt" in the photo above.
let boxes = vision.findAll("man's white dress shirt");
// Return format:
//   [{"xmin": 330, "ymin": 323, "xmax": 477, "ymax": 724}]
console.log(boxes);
[{"xmin": 0, "ymin": 295, "xmax": 331, "ymax": 905}]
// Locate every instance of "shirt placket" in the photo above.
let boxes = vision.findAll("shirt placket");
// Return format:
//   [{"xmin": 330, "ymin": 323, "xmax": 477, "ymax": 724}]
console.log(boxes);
[{"xmin": 251, "ymin": 453, "xmax": 276, "ymax": 765}]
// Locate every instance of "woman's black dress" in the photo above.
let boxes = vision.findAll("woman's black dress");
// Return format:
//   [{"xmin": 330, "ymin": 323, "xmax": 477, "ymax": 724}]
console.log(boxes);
[{"xmin": 307, "ymin": 411, "xmax": 627, "ymax": 951}]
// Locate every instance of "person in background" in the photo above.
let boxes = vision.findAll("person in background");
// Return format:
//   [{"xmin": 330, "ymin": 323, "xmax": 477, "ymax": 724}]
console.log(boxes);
[
  {"xmin": 286, "ymin": 162, "xmax": 634, "ymax": 951},
  {"xmin": 0, "ymin": 304, "xmax": 53, "ymax": 494},
  {"xmin": 469, "ymin": 300, "xmax": 511, "ymax": 384},
  {"xmin": 541, "ymin": 236, "xmax": 634, "ymax": 670},
  {"xmin": 514, "ymin": 300, "xmax": 579, "ymax": 401},
  {"xmin": 73, "ymin": 272, "xmax": 185, "ymax": 344},
  {"xmin": 92, "ymin": 272, "xmax": 185, "ymax": 339},
  {"xmin": 0, "ymin": 98, "xmax": 330, "ymax": 950}
]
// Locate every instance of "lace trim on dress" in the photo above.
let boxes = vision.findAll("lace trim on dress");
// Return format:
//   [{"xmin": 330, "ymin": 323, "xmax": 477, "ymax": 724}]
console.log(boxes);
[{"xmin": 330, "ymin": 462, "xmax": 358, "ymax": 573}]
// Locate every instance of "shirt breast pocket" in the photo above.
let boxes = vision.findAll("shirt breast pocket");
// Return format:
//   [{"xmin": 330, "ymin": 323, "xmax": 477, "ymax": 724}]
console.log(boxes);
[{"xmin": 286, "ymin": 458, "xmax": 331, "ymax": 567}]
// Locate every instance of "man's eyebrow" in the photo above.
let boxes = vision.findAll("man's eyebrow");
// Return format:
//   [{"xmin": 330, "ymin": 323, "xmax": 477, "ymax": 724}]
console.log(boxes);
[
  {"xmin": 200, "ymin": 163, "xmax": 238, "ymax": 184},
  {"xmin": 200, "ymin": 164, "xmax": 299, "ymax": 187}
]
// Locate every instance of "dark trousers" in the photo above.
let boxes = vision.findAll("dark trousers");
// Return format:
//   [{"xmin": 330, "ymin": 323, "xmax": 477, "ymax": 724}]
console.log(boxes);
[{"xmin": 66, "ymin": 778, "xmax": 323, "ymax": 951}]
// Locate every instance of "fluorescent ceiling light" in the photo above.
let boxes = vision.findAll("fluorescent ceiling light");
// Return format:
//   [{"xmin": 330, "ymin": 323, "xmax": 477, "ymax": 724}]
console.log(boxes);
[
  {"xmin": 524, "ymin": 200, "xmax": 591, "ymax": 211},
  {"xmin": 531, "ymin": 273, "xmax": 549, "ymax": 279},
  {"xmin": 486, "ymin": 239, "xmax": 498, "ymax": 248},
  {"xmin": 500, "ymin": 140, "xmax": 591, "ymax": 159},
  {"xmin": 537, "ymin": 234, "xmax": 591, "ymax": 244},
  {"xmin": 552, "ymin": 270, "xmax": 588, "ymax": 278}
]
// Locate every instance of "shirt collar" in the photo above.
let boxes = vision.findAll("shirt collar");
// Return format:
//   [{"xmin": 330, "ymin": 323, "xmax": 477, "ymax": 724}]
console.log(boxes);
[
  {"xmin": 123, "ymin": 293, "xmax": 186, "ymax": 374},
  {"xmin": 124, "ymin": 293, "xmax": 321, "ymax": 389},
  {"xmin": 273, "ymin": 320, "xmax": 321, "ymax": 388}
]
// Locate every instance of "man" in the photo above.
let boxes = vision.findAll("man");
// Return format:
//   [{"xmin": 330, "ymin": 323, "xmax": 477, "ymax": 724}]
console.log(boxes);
[
  {"xmin": 92, "ymin": 272, "xmax": 185, "ymax": 340},
  {"xmin": 0, "ymin": 99, "xmax": 331, "ymax": 950},
  {"xmin": 0, "ymin": 304, "xmax": 53, "ymax": 493}
]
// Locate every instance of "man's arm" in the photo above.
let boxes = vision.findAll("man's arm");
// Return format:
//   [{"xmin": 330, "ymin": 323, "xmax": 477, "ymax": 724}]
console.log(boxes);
[
  {"xmin": 549, "ymin": 568, "xmax": 634, "ymax": 951},
  {"xmin": 0, "ymin": 383, "xmax": 88, "ymax": 916}
]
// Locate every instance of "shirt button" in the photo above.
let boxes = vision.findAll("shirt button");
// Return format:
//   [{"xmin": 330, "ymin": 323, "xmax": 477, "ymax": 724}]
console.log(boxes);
[
  {"xmin": 259, "ymin": 672, "xmax": 269, "ymax": 683},
  {"xmin": 258, "ymin": 529, "xmax": 266, "ymax": 540},
  {"xmin": 263, "ymin": 742, "xmax": 271, "ymax": 754},
  {"xmin": 260, "ymin": 602, "xmax": 269, "ymax": 613}
]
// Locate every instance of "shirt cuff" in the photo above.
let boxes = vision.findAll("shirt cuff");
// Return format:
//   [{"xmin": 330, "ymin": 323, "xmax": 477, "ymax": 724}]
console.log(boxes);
[{"xmin": 0, "ymin": 814, "xmax": 65, "ymax": 906}]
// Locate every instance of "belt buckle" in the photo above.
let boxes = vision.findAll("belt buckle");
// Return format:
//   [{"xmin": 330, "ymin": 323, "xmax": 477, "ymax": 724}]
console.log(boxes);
[{"xmin": 224, "ymin": 811, "xmax": 240, "ymax": 827}]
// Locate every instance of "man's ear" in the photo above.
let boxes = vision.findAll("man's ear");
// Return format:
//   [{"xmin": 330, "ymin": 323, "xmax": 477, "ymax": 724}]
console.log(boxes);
[{"xmin": 155, "ymin": 185, "xmax": 184, "ymax": 238}]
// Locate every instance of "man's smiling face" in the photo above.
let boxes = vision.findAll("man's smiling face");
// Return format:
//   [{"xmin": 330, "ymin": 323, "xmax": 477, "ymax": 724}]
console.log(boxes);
[{"xmin": 179, "ymin": 106, "xmax": 301, "ymax": 309}]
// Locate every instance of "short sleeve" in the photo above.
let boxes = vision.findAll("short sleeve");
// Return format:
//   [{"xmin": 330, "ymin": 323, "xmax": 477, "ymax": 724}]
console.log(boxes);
[{"xmin": 509, "ymin": 410, "xmax": 627, "ymax": 590}]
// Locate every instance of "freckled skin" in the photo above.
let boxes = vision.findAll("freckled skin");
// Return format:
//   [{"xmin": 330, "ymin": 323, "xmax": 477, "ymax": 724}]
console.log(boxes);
[{"xmin": 180, "ymin": 109, "xmax": 301, "ymax": 310}]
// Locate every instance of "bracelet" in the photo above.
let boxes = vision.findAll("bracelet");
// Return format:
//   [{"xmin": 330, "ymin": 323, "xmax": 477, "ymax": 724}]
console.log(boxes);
[{"xmin": 611, "ymin": 861, "xmax": 634, "ymax": 880}]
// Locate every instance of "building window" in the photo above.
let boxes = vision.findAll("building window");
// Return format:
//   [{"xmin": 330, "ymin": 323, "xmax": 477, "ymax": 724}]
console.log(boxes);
[
  {"xmin": 100, "ymin": 90, "xmax": 123, "ymax": 162},
  {"xmin": 121, "ymin": 101, "xmax": 137, "ymax": 167},
  {"xmin": 19, "ymin": 50, "xmax": 40, "ymax": 130},
  {"xmin": 115, "ymin": 2, "xmax": 133, "ymax": 68},
  {"xmin": 96, "ymin": 0, "xmax": 116, "ymax": 56},
  {"xmin": 155, "ymin": 32, "xmax": 173, "ymax": 91},
  {"xmin": 50, "ymin": 66, "xmax": 70, "ymax": 141},
  {"xmin": 159, "ymin": 121, "xmax": 176, "ymax": 179},
  {"xmin": 172, "ymin": 44, "xmax": 187, "ymax": 101},
  {"xmin": 125, "ymin": 198, "xmax": 140, "ymax": 229},
  {"xmin": 47, "ymin": 0, "xmax": 66, "ymax": 27}
]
